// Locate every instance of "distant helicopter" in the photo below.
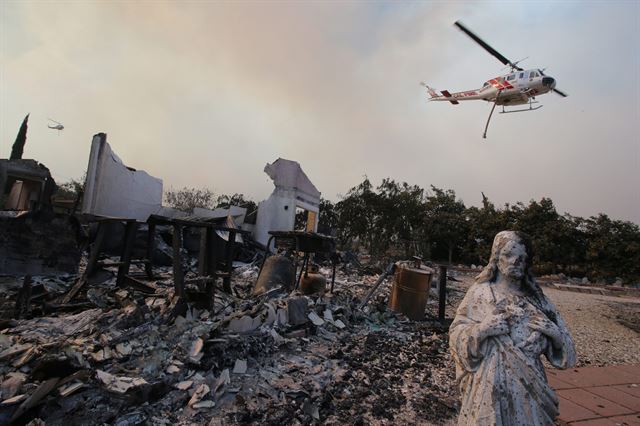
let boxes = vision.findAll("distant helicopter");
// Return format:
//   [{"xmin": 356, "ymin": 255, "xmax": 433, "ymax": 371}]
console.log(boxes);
[
  {"xmin": 422, "ymin": 21, "xmax": 567, "ymax": 138},
  {"xmin": 47, "ymin": 118, "xmax": 64, "ymax": 134}
]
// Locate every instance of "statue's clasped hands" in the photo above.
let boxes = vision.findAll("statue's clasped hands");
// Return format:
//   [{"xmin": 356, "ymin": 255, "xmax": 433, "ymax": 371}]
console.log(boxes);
[
  {"xmin": 528, "ymin": 315, "xmax": 563, "ymax": 349},
  {"xmin": 476, "ymin": 312, "xmax": 511, "ymax": 341}
]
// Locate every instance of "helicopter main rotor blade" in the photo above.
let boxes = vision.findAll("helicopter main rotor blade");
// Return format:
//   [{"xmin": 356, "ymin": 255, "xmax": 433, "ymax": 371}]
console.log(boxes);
[
  {"xmin": 454, "ymin": 21, "xmax": 523, "ymax": 71},
  {"xmin": 553, "ymin": 88, "xmax": 568, "ymax": 97}
]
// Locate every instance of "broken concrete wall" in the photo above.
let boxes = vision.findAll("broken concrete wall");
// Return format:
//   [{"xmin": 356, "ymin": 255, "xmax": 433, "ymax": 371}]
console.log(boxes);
[
  {"xmin": 254, "ymin": 158, "xmax": 321, "ymax": 248},
  {"xmin": 81, "ymin": 133, "xmax": 163, "ymax": 221},
  {"xmin": 0, "ymin": 212, "xmax": 82, "ymax": 275},
  {"xmin": 6, "ymin": 180, "xmax": 41, "ymax": 210},
  {"xmin": 0, "ymin": 159, "xmax": 56, "ymax": 211}
]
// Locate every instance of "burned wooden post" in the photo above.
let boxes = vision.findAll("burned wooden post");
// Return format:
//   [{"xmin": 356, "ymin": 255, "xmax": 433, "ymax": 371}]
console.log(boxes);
[
  {"xmin": 146, "ymin": 215, "xmax": 248, "ymax": 304},
  {"xmin": 330, "ymin": 262, "xmax": 337, "ymax": 293},
  {"xmin": 438, "ymin": 264, "xmax": 447, "ymax": 321},
  {"xmin": 199, "ymin": 227, "xmax": 218, "ymax": 308},
  {"xmin": 172, "ymin": 224, "xmax": 185, "ymax": 297},
  {"xmin": 223, "ymin": 230, "xmax": 236, "ymax": 293},
  {"xmin": 206, "ymin": 227, "xmax": 217, "ymax": 277},
  {"xmin": 145, "ymin": 222, "xmax": 156, "ymax": 279},
  {"xmin": 198, "ymin": 226, "xmax": 218, "ymax": 278},
  {"xmin": 198, "ymin": 229, "xmax": 208, "ymax": 277},
  {"xmin": 116, "ymin": 221, "xmax": 139, "ymax": 288},
  {"xmin": 86, "ymin": 222, "xmax": 107, "ymax": 277}
]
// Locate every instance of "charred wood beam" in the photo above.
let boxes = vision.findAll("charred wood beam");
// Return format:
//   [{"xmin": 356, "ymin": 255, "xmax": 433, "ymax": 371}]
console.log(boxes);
[
  {"xmin": 14, "ymin": 275, "xmax": 32, "ymax": 319},
  {"xmin": 60, "ymin": 272, "xmax": 88, "ymax": 305}
]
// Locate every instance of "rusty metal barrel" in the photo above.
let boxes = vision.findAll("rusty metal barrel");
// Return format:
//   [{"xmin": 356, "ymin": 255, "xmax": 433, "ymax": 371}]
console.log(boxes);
[
  {"xmin": 253, "ymin": 255, "xmax": 295, "ymax": 296},
  {"xmin": 388, "ymin": 262, "xmax": 434, "ymax": 320}
]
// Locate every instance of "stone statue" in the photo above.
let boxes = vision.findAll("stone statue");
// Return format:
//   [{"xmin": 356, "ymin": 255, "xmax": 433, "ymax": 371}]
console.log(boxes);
[{"xmin": 449, "ymin": 231, "xmax": 576, "ymax": 426}]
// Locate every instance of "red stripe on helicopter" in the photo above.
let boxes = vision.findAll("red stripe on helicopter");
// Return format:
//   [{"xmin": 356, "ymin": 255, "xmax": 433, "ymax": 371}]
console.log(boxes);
[{"xmin": 490, "ymin": 79, "xmax": 513, "ymax": 90}]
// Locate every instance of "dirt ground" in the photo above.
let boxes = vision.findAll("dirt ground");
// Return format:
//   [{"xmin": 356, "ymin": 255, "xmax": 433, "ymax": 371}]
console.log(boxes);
[{"xmin": 544, "ymin": 287, "xmax": 640, "ymax": 366}]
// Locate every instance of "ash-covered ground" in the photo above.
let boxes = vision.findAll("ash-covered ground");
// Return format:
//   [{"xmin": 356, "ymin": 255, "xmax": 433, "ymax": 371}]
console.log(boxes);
[
  {"xmin": 0, "ymin": 262, "xmax": 466, "ymax": 425},
  {"xmin": 3, "ymin": 260, "xmax": 637, "ymax": 425}
]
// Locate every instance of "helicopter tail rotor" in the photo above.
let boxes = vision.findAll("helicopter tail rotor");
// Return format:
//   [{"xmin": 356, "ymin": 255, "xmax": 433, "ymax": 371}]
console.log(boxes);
[{"xmin": 420, "ymin": 82, "xmax": 440, "ymax": 99}]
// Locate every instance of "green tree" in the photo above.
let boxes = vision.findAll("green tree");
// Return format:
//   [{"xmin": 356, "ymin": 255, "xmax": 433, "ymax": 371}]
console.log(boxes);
[
  {"xmin": 584, "ymin": 214, "xmax": 640, "ymax": 283},
  {"xmin": 214, "ymin": 192, "xmax": 258, "ymax": 224},
  {"xmin": 53, "ymin": 175, "xmax": 86, "ymax": 213},
  {"xmin": 214, "ymin": 193, "xmax": 254, "ymax": 210},
  {"xmin": 511, "ymin": 198, "xmax": 564, "ymax": 273},
  {"xmin": 325, "ymin": 179, "xmax": 639, "ymax": 283},
  {"xmin": 164, "ymin": 187, "xmax": 215, "ymax": 213},
  {"xmin": 335, "ymin": 178, "xmax": 380, "ymax": 253},
  {"xmin": 375, "ymin": 179, "xmax": 426, "ymax": 257},
  {"xmin": 463, "ymin": 193, "xmax": 509, "ymax": 264},
  {"xmin": 318, "ymin": 198, "xmax": 338, "ymax": 235},
  {"xmin": 334, "ymin": 178, "xmax": 426, "ymax": 257},
  {"xmin": 423, "ymin": 186, "xmax": 467, "ymax": 264},
  {"xmin": 55, "ymin": 176, "xmax": 85, "ymax": 200}
]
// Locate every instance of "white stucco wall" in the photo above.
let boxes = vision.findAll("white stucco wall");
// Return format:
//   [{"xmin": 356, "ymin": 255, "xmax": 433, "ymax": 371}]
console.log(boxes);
[
  {"xmin": 81, "ymin": 133, "xmax": 163, "ymax": 221},
  {"xmin": 254, "ymin": 159, "xmax": 321, "ymax": 249},
  {"xmin": 254, "ymin": 193, "xmax": 296, "ymax": 248}
]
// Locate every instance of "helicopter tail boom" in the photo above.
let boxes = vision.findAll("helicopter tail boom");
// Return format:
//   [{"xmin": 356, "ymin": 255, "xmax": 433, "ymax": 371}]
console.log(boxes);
[{"xmin": 420, "ymin": 83, "xmax": 461, "ymax": 104}]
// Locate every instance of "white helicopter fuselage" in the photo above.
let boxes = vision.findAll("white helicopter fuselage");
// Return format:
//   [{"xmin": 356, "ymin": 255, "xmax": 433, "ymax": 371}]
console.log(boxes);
[{"xmin": 425, "ymin": 68, "xmax": 557, "ymax": 106}]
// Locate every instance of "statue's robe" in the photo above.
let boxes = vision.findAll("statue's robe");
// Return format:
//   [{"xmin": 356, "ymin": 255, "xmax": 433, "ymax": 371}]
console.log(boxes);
[{"xmin": 449, "ymin": 282, "xmax": 576, "ymax": 426}]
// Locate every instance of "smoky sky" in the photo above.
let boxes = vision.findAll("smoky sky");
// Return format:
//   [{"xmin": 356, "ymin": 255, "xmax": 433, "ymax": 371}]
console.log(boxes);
[{"xmin": 1, "ymin": 1, "xmax": 638, "ymax": 223}]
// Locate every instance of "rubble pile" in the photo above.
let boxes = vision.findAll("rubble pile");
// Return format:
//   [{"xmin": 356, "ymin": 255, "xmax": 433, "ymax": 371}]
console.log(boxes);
[{"xmin": 0, "ymin": 258, "xmax": 465, "ymax": 424}]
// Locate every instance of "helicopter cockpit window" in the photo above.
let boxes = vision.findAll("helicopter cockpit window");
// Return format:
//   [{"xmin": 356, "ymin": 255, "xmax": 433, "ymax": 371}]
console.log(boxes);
[
  {"xmin": 506, "ymin": 74, "xmax": 515, "ymax": 81},
  {"xmin": 529, "ymin": 71, "xmax": 538, "ymax": 78},
  {"xmin": 483, "ymin": 82, "xmax": 490, "ymax": 88}
]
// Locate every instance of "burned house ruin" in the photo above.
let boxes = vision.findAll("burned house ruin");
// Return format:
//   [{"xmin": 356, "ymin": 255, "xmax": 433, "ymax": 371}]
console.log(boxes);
[{"xmin": 0, "ymin": 127, "xmax": 458, "ymax": 425}]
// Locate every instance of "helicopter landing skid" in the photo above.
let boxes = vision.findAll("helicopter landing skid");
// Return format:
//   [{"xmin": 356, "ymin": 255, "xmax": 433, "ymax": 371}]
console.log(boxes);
[
  {"xmin": 483, "ymin": 95, "xmax": 541, "ymax": 138},
  {"xmin": 499, "ymin": 104, "xmax": 543, "ymax": 114}
]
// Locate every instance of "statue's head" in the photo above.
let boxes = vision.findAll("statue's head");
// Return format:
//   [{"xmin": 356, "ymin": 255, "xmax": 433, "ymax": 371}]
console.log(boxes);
[
  {"xmin": 477, "ymin": 231, "xmax": 534, "ymax": 285},
  {"xmin": 477, "ymin": 231, "xmax": 557, "ymax": 321}
]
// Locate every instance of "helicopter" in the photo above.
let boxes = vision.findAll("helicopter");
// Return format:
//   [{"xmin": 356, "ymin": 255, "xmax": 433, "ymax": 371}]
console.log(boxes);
[
  {"xmin": 47, "ymin": 118, "xmax": 64, "ymax": 134},
  {"xmin": 422, "ymin": 21, "xmax": 567, "ymax": 138}
]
